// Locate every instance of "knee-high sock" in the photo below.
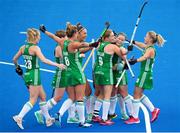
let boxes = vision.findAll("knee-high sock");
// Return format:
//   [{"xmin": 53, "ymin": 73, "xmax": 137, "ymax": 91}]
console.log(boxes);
[
  {"xmin": 38, "ymin": 98, "xmax": 57, "ymax": 115},
  {"xmin": 59, "ymin": 98, "xmax": 73, "ymax": 116},
  {"xmin": 39, "ymin": 101, "xmax": 51, "ymax": 120},
  {"xmin": 124, "ymin": 95, "xmax": 134, "ymax": 116},
  {"xmin": 76, "ymin": 101, "xmax": 85, "ymax": 124},
  {"xmin": 109, "ymin": 95, "xmax": 117, "ymax": 115},
  {"xmin": 68, "ymin": 103, "xmax": 76, "ymax": 118},
  {"xmin": 90, "ymin": 95, "xmax": 97, "ymax": 114},
  {"xmin": 102, "ymin": 100, "xmax": 110, "ymax": 121},
  {"xmin": 93, "ymin": 98, "xmax": 103, "ymax": 117},
  {"xmin": 118, "ymin": 94, "xmax": 127, "ymax": 115},
  {"xmin": 18, "ymin": 101, "xmax": 33, "ymax": 118},
  {"xmin": 140, "ymin": 94, "xmax": 155, "ymax": 112},
  {"xmin": 132, "ymin": 99, "xmax": 140, "ymax": 118}
]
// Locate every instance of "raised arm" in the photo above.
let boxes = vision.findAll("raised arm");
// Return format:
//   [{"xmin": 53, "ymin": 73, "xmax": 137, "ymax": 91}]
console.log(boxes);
[
  {"xmin": 39, "ymin": 25, "xmax": 65, "ymax": 47},
  {"xmin": 133, "ymin": 41, "xmax": 147, "ymax": 49}
]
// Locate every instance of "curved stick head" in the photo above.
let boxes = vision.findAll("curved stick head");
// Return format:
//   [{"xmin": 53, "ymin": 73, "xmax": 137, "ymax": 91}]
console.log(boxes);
[{"xmin": 105, "ymin": 21, "xmax": 110, "ymax": 28}]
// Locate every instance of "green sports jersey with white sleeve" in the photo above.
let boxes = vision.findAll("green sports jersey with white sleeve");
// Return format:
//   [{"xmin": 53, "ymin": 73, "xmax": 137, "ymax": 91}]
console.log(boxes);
[
  {"xmin": 94, "ymin": 41, "xmax": 113, "ymax": 85},
  {"xmin": 135, "ymin": 45, "xmax": 156, "ymax": 90},
  {"xmin": 22, "ymin": 43, "xmax": 41, "ymax": 86},
  {"xmin": 63, "ymin": 40, "xmax": 86, "ymax": 86}
]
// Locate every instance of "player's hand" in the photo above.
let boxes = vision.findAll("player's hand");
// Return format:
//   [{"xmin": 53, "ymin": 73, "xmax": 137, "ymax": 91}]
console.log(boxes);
[
  {"xmin": 129, "ymin": 58, "xmax": 137, "ymax": 65},
  {"xmin": 89, "ymin": 41, "xmax": 99, "ymax": 48},
  {"xmin": 15, "ymin": 65, "xmax": 23, "ymax": 76},
  {"xmin": 127, "ymin": 45, "xmax": 133, "ymax": 51},
  {"xmin": 39, "ymin": 24, "xmax": 46, "ymax": 33},
  {"xmin": 58, "ymin": 64, "xmax": 67, "ymax": 70}
]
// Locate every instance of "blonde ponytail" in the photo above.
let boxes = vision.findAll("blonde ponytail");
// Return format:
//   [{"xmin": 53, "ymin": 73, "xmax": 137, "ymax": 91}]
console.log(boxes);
[
  {"xmin": 27, "ymin": 28, "xmax": 40, "ymax": 43},
  {"xmin": 148, "ymin": 31, "xmax": 166, "ymax": 47},
  {"xmin": 156, "ymin": 34, "xmax": 166, "ymax": 47}
]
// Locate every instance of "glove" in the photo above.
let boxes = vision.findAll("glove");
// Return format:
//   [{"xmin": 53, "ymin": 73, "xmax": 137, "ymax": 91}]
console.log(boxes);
[
  {"xmin": 129, "ymin": 58, "xmax": 137, "ymax": 65},
  {"xmin": 15, "ymin": 65, "xmax": 23, "ymax": 76},
  {"xmin": 39, "ymin": 25, "xmax": 46, "ymax": 33},
  {"xmin": 89, "ymin": 41, "xmax": 99, "ymax": 48},
  {"xmin": 126, "ymin": 39, "xmax": 136, "ymax": 44},
  {"xmin": 97, "ymin": 38, "xmax": 102, "ymax": 43},
  {"xmin": 127, "ymin": 45, "xmax": 133, "ymax": 51},
  {"xmin": 123, "ymin": 63, "xmax": 129, "ymax": 70}
]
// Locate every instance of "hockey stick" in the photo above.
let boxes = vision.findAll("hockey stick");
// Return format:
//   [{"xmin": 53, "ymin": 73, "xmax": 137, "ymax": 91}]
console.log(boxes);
[
  {"xmin": 82, "ymin": 22, "xmax": 110, "ymax": 71},
  {"xmin": 116, "ymin": 1, "xmax": 148, "ymax": 87},
  {"xmin": 129, "ymin": 0, "xmax": 148, "ymax": 47}
]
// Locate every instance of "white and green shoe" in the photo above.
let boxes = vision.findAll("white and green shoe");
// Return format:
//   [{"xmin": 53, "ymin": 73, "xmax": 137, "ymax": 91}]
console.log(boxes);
[
  {"xmin": 121, "ymin": 113, "xmax": 129, "ymax": 120},
  {"xmin": 86, "ymin": 113, "xmax": 93, "ymax": 123},
  {"xmin": 67, "ymin": 117, "xmax": 79, "ymax": 123},
  {"xmin": 34, "ymin": 111, "xmax": 44, "ymax": 124}
]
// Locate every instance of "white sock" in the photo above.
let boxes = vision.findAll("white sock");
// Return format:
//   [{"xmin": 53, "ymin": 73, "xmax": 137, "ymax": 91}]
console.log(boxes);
[
  {"xmin": 18, "ymin": 101, "xmax": 33, "ymax": 118},
  {"xmin": 118, "ymin": 94, "xmax": 127, "ymax": 115},
  {"xmin": 68, "ymin": 103, "xmax": 76, "ymax": 119},
  {"xmin": 109, "ymin": 95, "xmax": 117, "ymax": 115},
  {"xmin": 47, "ymin": 98, "xmax": 57, "ymax": 110},
  {"xmin": 85, "ymin": 96, "xmax": 91, "ymax": 114},
  {"xmin": 124, "ymin": 95, "xmax": 133, "ymax": 116},
  {"xmin": 39, "ymin": 101, "xmax": 51, "ymax": 120},
  {"xmin": 102, "ymin": 100, "xmax": 110, "ymax": 121},
  {"xmin": 90, "ymin": 96, "xmax": 97, "ymax": 114},
  {"xmin": 38, "ymin": 98, "xmax": 57, "ymax": 115},
  {"xmin": 132, "ymin": 99, "xmax": 140, "ymax": 118},
  {"xmin": 76, "ymin": 101, "xmax": 85, "ymax": 124},
  {"xmin": 140, "ymin": 94, "xmax": 155, "ymax": 112},
  {"xmin": 93, "ymin": 98, "xmax": 103, "ymax": 117},
  {"xmin": 59, "ymin": 98, "xmax": 73, "ymax": 116}
]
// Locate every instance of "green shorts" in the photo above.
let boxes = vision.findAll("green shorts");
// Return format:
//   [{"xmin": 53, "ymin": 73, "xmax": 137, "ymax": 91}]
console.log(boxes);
[
  {"xmin": 94, "ymin": 69, "xmax": 113, "ymax": 85},
  {"xmin": 24, "ymin": 69, "xmax": 41, "ymax": 86},
  {"xmin": 135, "ymin": 71, "xmax": 153, "ymax": 90},
  {"xmin": 51, "ymin": 69, "xmax": 68, "ymax": 88},
  {"xmin": 66, "ymin": 69, "xmax": 86, "ymax": 86},
  {"xmin": 113, "ymin": 70, "xmax": 128, "ymax": 86}
]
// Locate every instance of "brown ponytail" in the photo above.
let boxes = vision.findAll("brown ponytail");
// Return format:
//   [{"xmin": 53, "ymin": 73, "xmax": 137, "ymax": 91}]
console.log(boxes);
[
  {"xmin": 102, "ymin": 29, "xmax": 113, "ymax": 41},
  {"xmin": 66, "ymin": 22, "xmax": 77, "ymax": 38}
]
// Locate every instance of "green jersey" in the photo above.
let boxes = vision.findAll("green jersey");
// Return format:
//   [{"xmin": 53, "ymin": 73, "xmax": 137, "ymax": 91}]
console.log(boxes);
[
  {"xmin": 51, "ymin": 56, "xmax": 66, "ymax": 88},
  {"xmin": 22, "ymin": 43, "xmax": 41, "ymax": 86},
  {"xmin": 94, "ymin": 41, "xmax": 113, "ymax": 85},
  {"xmin": 63, "ymin": 40, "xmax": 86, "ymax": 86},
  {"xmin": 112, "ymin": 45, "xmax": 128, "ymax": 86},
  {"xmin": 23, "ymin": 43, "xmax": 39, "ymax": 72},
  {"xmin": 135, "ymin": 46, "xmax": 156, "ymax": 90},
  {"xmin": 140, "ymin": 46, "xmax": 156, "ymax": 72}
]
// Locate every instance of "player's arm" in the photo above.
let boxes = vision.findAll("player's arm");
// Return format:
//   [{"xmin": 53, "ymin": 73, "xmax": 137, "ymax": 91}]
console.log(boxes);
[
  {"xmin": 79, "ymin": 47, "xmax": 93, "ymax": 53},
  {"xmin": 114, "ymin": 45, "xmax": 126, "ymax": 61},
  {"xmin": 13, "ymin": 45, "xmax": 24, "ymax": 66},
  {"xmin": 34, "ymin": 46, "xmax": 66, "ymax": 69},
  {"xmin": 137, "ymin": 48, "xmax": 154, "ymax": 62},
  {"xmin": 39, "ymin": 25, "xmax": 65, "ymax": 47},
  {"xmin": 133, "ymin": 41, "xmax": 147, "ymax": 49}
]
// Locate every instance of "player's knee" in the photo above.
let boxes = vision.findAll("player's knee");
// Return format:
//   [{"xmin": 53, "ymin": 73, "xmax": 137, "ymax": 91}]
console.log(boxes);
[{"xmin": 54, "ymin": 95, "xmax": 62, "ymax": 102}]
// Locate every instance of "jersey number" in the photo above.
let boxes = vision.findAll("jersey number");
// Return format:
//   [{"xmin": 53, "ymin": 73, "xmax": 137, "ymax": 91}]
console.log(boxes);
[
  {"xmin": 25, "ymin": 59, "xmax": 32, "ymax": 69},
  {"xmin": 98, "ymin": 57, "xmax": 103, "ymax": 66},
  {"xmin": 64, "ymin": 57, "xmax": 70, "ymax": 66}
]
